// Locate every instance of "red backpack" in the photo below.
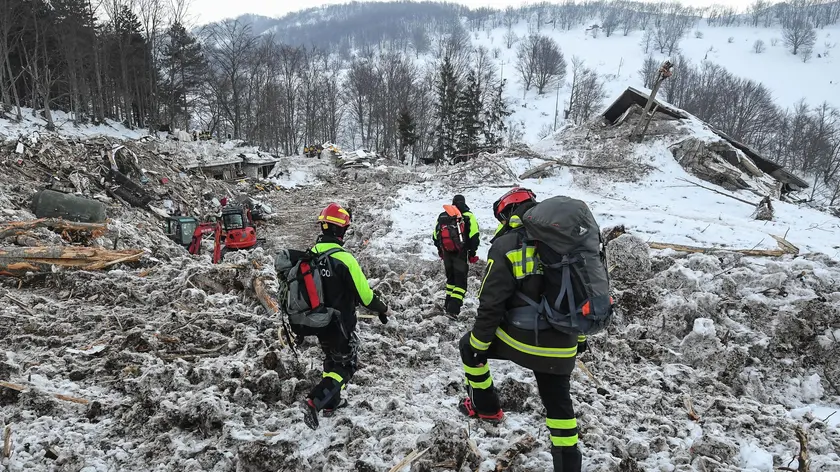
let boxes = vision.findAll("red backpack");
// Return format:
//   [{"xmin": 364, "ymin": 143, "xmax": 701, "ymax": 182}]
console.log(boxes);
[{"xmin": 439, "ymin": 214, "xmax": 466, "ymax": 252}]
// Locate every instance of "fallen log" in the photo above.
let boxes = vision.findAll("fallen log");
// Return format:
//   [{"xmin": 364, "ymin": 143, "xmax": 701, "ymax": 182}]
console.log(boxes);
[
  {"xmin": 0, "ymin": 381, "xmax": 89, "ymax": 405},
  {"xmin": 495, "ymin": 434, "xmax": 537, "ymax": 471},
  {"xmin": 676, "ymin": 177, "xmax": 757, "ymax": 206},
  {"xmin": 0, "ymin": 219, "xmax": 107, "ymax": 240},
  {"xmin": 388, "ymin": 447, "xmax": 430, "ymax": 472},
  {"xmin": 0, "ymin": 246, "xmax": 143, "ymax": 274},
  {"xmin": 648, "ymin": 238, "xmax": 798, "ymax": 257},
  {"xmin": 519, "ymin": 160, "xmax": 624, "ymax": 180}
]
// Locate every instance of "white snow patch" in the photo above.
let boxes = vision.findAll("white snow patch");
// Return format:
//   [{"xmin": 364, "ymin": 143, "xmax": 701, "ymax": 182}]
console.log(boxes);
[
  {"xmin": 739, "ymin": 442, "xmax": 774, "ymax": 472},
  {"xmin": 692, "ymin": 318, "xmax": 716, "ymax": 336}
]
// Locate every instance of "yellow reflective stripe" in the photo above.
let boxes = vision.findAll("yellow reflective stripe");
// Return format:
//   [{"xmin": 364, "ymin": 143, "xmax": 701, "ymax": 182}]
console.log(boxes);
[
  {"xmin": 495, "ymin": 328, "xmax": 578, "ymax": 358},
  {"xmin": 323, "ymin": 215, "xmax": 348, "ymax": 225},
  {"xmin": 322, "ymin": 372, "xmax": 344, "ymax": 383},
  {"xmin": 328, "ymin": 250, "xmax": 375, "ymax": 306},
  {"xmin": 550, "ymin": 434, "xmax": 579, "ymax": 447},
  {"xmin": 468, "ymin": 377, "xmax": 493, "ymax": 389},
  {"xmin": 509, "ymin": 216, "xmax": 522, "ymax": 228},
  {"xmin": 546, "ymin": 418, "xmax": 577, "ymax": 429},
  {"xmin": 450, "ymin": 292, "xmax": 464, "ymax": 300},
  {"xmin": 494, "ymin": 223, "xmax": 505, "ymax": 236},
  {"xmin": 577, "ymin": 335, "xmax": 587, "ymax": 342},
  {"xmin": 470, "ymin": 333, "xmax": 490, "ymax": 351},
  {"xmin": 463, "ymin": 364, "xmax": 489, "ymax": 376},
  {"xmin": 506, "ymin": 246, "xmax": 540, "ymax": 279},
  {"xmin": 477, "ymin": 259, "xmax": 494, "ymax": 297},
  {"xmin": 450, "ymin": 287, "xmax": 466, "ymax": 294}
]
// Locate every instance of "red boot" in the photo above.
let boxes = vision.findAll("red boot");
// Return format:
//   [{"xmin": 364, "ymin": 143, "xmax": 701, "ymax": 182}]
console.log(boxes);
[{"xmin": 458, "ymin": 397, "xmax": 504, "ymax": 424}]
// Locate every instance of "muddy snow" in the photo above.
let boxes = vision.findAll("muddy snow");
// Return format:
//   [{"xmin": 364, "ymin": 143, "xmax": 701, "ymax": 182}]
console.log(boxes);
[{"xmin": 2, "ymin": 129, "xmax": 840, "ymax": 472}]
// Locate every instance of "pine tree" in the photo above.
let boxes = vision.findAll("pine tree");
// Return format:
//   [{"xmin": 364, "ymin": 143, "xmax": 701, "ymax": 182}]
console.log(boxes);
[
  {"xmin": 162, "ymin": 22, "xmax": 206, "ymax": 130},
  {"xmin": 455, "ymin": 69, "xmax": 482, "ymax": 162},
  {"xmin": 397, "ymin": 108, "xmax": 418, "ymax": 163},
  {"xmin": 483, "ymin": 78, "xmax": 512, "ymax": 153},
  {"xmin": 433, "ymin": 55, "xmax": 459, "ymax": 164}
]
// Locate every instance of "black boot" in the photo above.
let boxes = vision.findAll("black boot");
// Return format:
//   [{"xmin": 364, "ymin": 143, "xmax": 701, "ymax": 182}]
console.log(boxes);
[{"xmin": 551, "ymin": 446, "xmax": 582, "ymax": 472}]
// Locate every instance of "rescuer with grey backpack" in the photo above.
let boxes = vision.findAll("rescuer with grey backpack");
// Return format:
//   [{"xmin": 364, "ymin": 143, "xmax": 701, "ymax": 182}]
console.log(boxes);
[{"xmin": 457, "ymin": 188, "xmax": 613, "ymax": 472}]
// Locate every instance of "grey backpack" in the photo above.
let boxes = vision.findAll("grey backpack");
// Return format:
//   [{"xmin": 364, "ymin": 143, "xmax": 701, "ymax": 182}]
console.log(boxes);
[
  {"xmin": 274, "ymin": 248, "xmax": 343, "ymax": 328},
  {"xmin": 517, "ymin": 196, "xmax": 614, "ymax": 336}
]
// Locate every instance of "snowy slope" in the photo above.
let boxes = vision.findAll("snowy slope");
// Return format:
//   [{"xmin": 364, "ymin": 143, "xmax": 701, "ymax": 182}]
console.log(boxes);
[
  {"xmin": 0, "ymin": 108, "xmax": 144, "ymax": 142},
  {"xmin": 471, "ymin": 21, "xmax": 840, "ymax": 143},
  {"xmin": 376, "ymin": 137, "xmax": 840, "ymax": 263}
]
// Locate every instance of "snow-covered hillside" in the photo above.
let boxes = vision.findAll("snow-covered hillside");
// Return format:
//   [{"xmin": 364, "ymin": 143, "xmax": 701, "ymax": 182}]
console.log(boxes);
[{"xmin": 472, "ymin": 21, "xmax": 840, "ymax": 143}]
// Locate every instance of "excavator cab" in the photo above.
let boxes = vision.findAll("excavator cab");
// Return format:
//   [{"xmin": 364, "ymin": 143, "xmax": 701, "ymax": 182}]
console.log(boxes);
[
  {"xmin": 221, "ymin": 205, "xmax": 258, "ymax": 250},
  {"xmin": 165, "ymin": 216, "xmax": 199, "ymax": 247}
]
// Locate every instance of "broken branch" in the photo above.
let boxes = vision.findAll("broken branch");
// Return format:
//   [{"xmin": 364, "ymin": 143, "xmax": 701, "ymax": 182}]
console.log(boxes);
[
  {"xmin": 0, "ymin": 381, "xmax": 89, "ymax": 405},
  {"xmin": 495, "ymin": 434, "xmax": 537, "ymax": 471},
  {"xmin": 519, "ymin": 160, "xmax": 628, "ymax": 180},
  {"xmin": 388, "ymin": 447, "xmax": 430, "ymax": 472},
  {"xmin": 648, "ymin": 238, "xmax": 798, "ymax": 257},
  {"xmin": 795, "ymin": 426, "xmax": 810, "ymax": 472},
  {"xmin": 675, "ymin": 177, "xmax": 757, "ymax": 206},
  {"xmin": 2, "ymin": 425, "xmax": 10, "ymax": 459}
]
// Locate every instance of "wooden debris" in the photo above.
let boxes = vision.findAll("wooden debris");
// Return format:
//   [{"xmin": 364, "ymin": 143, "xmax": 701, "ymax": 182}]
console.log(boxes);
[
  {"xmin": 648, "ymin": 234, "xmax": 800, "ymax": 257},
  {"xmin": 388, "ymin": 447, "xmax": 430, "ymax": 472},
  {"xmin": 495, "ymin": 434, "xmax": 537, "ymax": 471},
  {"xmin": 0, "ymin": 381, "xmax": 89, "ymax": 405},
  {"xmin": 0, "ymin": 246, "xmax": 143, "ymax": 274},
  {"xmin": 519, "ymin": 159, "xmax": 626, "ymax": 180},
  {"xmin": 0, "ymin": 218, "xmax": 107, "ymax": 240},
  {"xmin": 2, "ymin": 425, "xmax": 10, "ymax": 459},
  {"xmin": 676, "ymin": 177, "xmax": 757, "ymax": 206},
  {"xmin": 576, "ymin": 359, "xmax": 602, "ymax": 387},
  {"xmin": 2, "ymin": 292, "xmax": 36, "ymax": 316},
  {"xmin": 684, "ymin": 396, "xmax": 700, "ymax": 421},
  {"xmin": 780, "ymin": 426, "xmax": 810, "ymax": 472}
]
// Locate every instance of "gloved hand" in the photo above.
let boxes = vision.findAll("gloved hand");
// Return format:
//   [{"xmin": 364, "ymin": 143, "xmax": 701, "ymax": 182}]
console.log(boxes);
[
  {"xmin": 378, "ymin": 308, "xmax": 391, "ymax": 324},
  {"xmin": 577, "ymin": 340, "xmax": 588, "ymax": 354},
  {"xmin": 469, "ymin": 256, "xmax": 479, "ymax": 264}
]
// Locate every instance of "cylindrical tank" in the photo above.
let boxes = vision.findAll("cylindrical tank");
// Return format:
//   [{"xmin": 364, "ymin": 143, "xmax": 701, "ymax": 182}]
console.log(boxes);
[{"xmin": 30, "ymin": 189, "xmax": 107, "ymax": 223}]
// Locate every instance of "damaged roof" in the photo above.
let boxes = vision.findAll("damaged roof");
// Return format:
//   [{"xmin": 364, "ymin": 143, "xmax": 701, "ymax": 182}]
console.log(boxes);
[{"xmin": 602, "ymin": 87, "xmax": 809, "ymax": 190}]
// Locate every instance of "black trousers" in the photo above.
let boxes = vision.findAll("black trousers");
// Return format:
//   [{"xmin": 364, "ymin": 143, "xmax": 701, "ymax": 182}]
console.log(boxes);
[
  {"xmin": 294, "ymin": 317, "xmax": 358, "ymax": 411},
  {"xmin": 459, "ymin": 333, "xmax": 581, "ymax": 472},
  {"xmin": 443, "ymin": 251, "xmax": 468, "ymax": 314}
]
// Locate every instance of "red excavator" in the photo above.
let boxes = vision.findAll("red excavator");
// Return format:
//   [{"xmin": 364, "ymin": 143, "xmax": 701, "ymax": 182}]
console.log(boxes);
[{"xmin": 165, "ymin": 204, "xmax": 259, "ymax": 263}]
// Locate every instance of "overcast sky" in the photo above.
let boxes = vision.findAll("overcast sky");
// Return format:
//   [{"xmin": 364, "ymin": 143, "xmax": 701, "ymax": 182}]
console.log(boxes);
[{"xmin": 190, "ymin": 0, "xmax": 755, "ymax": 25}]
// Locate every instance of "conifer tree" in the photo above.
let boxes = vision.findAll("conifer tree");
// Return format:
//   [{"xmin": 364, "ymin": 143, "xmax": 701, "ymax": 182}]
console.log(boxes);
[
  {"xmin": 455, "ymin": 69, "xmax": 482, "ymax": 162},
  {"xmin": 397, "ymin": 108, "xmax": 418, "ymax": 163},
  {"xmin": 433, "ymin": 55, "xmax": 459, "ymax": 163},
  {"xmin": 483, "ymin": 78, "xmax": 511, "ymax": 153},
  {"xmin": 162, "ymin": 22, "xmax": 206, "ymax": 130}
]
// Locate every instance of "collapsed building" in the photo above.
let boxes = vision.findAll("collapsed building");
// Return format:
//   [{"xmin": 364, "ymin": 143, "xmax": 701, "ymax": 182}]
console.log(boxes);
[{"xmin": 601, "ymin": 87, "xmax": 809, "ymax": 198}]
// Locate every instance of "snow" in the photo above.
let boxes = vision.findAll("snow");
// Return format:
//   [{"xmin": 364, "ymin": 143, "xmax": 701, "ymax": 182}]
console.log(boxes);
[
  {"xmin": 473, "ymin": 21, "xmax": 840, "ymax": 143},
  {"xmin": 379, "ymin": 140, "xmax": 840, "ymax": 262},
  {"xmin": 739, "ymin": 442, "xmax": 774, "ymax": 472},
  {"xmin": 691, "ymin": 318, "xmax": 716, "ymax": 336},
  {"xmin": 0, "ymin": 108, "xmax": 144, "ymax": 142}
]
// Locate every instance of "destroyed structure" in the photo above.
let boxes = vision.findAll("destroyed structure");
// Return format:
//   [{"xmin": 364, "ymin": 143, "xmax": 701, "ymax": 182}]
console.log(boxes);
[{"xmin": 601, "ymin": 87, "xmax": 809, "ymax": 198}]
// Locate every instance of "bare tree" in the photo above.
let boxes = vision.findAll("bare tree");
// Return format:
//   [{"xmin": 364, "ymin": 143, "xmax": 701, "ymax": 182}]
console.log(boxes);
[
  {"xmin": 601, "ymin": 3, "xmax": 620, "ymax": 37},
  {"xmin": 532, "ymin": 36, "xmax": 566, "ymax": 94},
  {"xmin": 621, "ymin": 8, "xmax": 637, "ymax": 36},
  {"xmin": 653, "ymin": 8, "xmax": 691, "ymax": 56},
  {"xmin": 567, "ymin": 56, "xmax": 605, "ymax": 125},
  {"xmin": 783, "ymin": 16, "xmax": 817, "ymax": 55},
  {"xmin": 753, "ymin": 39, "xmax": 766, "ymax": 53},
  {"xmin": 638, "ymin": 56, "xmax": 659, "ymax": 88},
  {"xmin": 504, "ymin": 28, "xmax": 518, "ymax": 49},
  {"xmin": 515, "ymin": 33, "xmax": 540, "ymax": 92},
  {"xmin": 749, "ymin": 0, "xmax": 770, "ymax": 27}
]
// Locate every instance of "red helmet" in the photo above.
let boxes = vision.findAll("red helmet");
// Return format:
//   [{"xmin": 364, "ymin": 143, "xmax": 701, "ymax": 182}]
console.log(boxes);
[
  {"xmin": 493, "ymin": 187, "xmax": 536, "ymax": 221},
  {"xmin": 318, "ymin": 203, "xmax": 351, "ymax": 228}
]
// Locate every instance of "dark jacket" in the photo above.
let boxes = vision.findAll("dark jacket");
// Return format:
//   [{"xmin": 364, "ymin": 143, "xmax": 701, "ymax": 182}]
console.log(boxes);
[
  {"xmin": 432, "ymin": 207, "xmax": 480, "ymax": 255},
  {"xmin": 468, "ymin": 203, "xmax": 582, "ymax": 375},
  {"xmin": 288, "ymin": 236, "xmax": 387, "ymax": 332}
]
